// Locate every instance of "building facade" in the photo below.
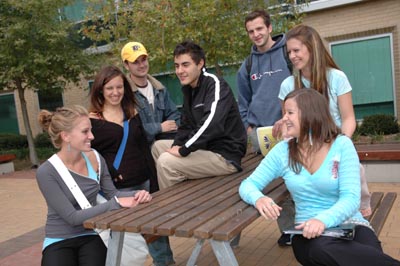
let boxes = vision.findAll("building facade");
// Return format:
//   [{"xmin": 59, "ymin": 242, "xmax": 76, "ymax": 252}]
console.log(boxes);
[
  {"xmin": 301, "ymin": 0, "xmax": 399, "ymax": 120},
  {"xmin": 1, "ymin": 0, "xmax": 399, "ymax": 135}
]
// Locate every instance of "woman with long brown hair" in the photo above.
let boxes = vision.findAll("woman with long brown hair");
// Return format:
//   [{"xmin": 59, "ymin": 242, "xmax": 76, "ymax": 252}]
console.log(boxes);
[
  {"xmin": 89, "ymin": 65, "xmax": 174, "ymax": 266},
  {"xmin": 240, "ymin": 89, "xmax": 399, "ymax": 266}
]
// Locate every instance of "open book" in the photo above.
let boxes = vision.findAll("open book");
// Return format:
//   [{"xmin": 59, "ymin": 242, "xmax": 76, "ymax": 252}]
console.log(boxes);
[
  {"xmin": 256, "ymin": 126, "xmax": 278, "ymax": 156},
  {"xmin": 283, "ymin": 223, "xmax": 356, "ymax": 240}
]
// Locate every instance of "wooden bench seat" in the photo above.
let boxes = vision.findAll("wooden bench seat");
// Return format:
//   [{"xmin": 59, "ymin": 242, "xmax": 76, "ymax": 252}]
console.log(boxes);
[
  {"xmin": 0, "ymin": 154, "xmax": 16, "ymax": 164},
  {"xmin": 366, "ymin": 192, "xmax": 397, "ymax": 235},
  {"xmin": 356, "ymin": 143, "xmax": 400, "ymax": 161}
]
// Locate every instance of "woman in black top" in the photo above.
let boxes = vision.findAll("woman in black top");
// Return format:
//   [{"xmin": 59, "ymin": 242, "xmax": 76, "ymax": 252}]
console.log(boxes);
[
  {"xmin": 88, "ymin": 65, "xmax": 175, "ymax": 266},
  {"xmin": 89, "ymin": 65, "xmax": 158, "ymax": 192}
]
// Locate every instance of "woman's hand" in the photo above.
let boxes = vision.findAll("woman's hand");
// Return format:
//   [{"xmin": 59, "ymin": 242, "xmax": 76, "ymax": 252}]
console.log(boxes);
[
  {"xmin": 272, "ymin": 119, "xmax": 291, "ymax": 140},
  {"xmin": 295, "ymin": 219, "xmax": 325, "ymax": 239},
  {"xmin": 117, "ymin": 197, "xmax": 139, "ymax": 208},
  {"xmin": 133, "ymin": 190, "xmax": 152, "ymax": 204},
  {"xmin": 255, "ymin": 196, "xmax": 282, "ymax": 220},
  {"xmin": 272, "ymin": 119, "xmax": 284, "ymax": 139}
]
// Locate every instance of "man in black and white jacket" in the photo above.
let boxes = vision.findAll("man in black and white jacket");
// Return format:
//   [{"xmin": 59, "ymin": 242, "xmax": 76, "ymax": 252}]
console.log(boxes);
[{"xmin": 152, "ymin": 41, "xmax": 247, "ymax": 190}]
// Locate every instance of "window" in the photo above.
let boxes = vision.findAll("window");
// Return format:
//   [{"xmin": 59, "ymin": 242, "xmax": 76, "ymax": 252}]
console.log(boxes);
[
  {"xmin": 38, "ymin": 90, "xmax": 64, "ymax": 111},
  {"xmin": 331, "ymin": 35, "xmax": 395, "ymax": 119},
  {"xmin": 0, "ymin": 93, "xmax": 19, "ymax": 134}
]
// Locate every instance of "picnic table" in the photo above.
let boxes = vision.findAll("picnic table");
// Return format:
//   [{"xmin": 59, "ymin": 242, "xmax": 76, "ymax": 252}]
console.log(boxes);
[
  {"xmin": 84, "ymin": 152, "xmax": 289, "ymax": 266},
  {"xmin": 84, "ymin": 145, "xmax": 398, "ymax": 266}
]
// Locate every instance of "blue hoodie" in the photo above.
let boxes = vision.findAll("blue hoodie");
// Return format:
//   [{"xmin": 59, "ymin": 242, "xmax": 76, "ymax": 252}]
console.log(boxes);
[{"xmin": 237, "ymin": 34, "xmax": 291, "ymax": 129}]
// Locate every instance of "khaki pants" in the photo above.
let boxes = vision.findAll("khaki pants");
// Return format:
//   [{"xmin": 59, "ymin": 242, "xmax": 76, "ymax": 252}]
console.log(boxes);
[{"xmin": 151, "ymin": 140, "xmax": 237, "ymax": 190}]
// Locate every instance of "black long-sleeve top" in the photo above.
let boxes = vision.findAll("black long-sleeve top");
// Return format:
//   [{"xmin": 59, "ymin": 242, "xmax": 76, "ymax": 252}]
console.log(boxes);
[{"xmin": 90, "ymin": 115, "xmax": 158, "ymax": 192}]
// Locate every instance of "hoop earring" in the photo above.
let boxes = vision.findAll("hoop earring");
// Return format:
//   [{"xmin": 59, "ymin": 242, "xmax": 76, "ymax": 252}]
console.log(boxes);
[
  {"xmin": 67, "ymin": 143, "xmax": 71, "ymax": 152},
  {"xmin": 309, "ymin": 129, "xmax": 313, "ymax": 146}
]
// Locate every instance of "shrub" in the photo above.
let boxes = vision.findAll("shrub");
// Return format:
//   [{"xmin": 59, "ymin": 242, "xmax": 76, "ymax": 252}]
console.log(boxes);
[
  {"xmin": 36, "ymin": 147, "xmax": 57, "ymax": 159},
  {"xmin": 358, "ymin": 114, "xmax": 399, "ymax": 136},
  {"xmin": 0, "ymin": 134, "xmax": 28, "ymax": 149},
  {"xmin": 34, "ymin": 132, "xmax": 54, "ymax": 148}
]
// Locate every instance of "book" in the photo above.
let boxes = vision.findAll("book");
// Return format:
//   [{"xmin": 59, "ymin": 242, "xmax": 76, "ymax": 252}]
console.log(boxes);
[
  {"xmin": 283, "ymin": 223, "xmax": 356, "ymax": 240},
  {"xmin": 256, "ymin": 126, "xmax": 278, "ymax": 156}
]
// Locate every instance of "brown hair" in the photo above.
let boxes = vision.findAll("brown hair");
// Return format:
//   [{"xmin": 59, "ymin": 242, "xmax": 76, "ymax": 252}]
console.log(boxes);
[
  {"xmin": 38, "ymin": 105, "xmax": 89, "ymax": 149},
  {"xmin": 284, "ymin": 89, "xmax": 340, "ymax": 173},
  {"xmin": 244, "ymin": 9, "xmax": 271, "ymax": 30},
  {"xmin": 89, "ymin": 65, "xmax": 137, "ymax": 119},
  {"xmin": 286, "ymin": 24, "xmax": 340, "ymax": 101}
]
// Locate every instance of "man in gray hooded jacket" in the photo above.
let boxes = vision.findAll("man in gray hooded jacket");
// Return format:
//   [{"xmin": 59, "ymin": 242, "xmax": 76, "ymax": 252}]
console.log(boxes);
[
  {"xmin": 237, "ymin": 9, "xmax": 293, "ymax": 247},
  {"xmin": 237, "ymin": 9, "xmax": 291, "ymax": 152}
]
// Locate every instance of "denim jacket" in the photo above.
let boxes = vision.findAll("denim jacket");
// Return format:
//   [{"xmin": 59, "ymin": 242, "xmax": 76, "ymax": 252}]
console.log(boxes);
[{"xmin": 130, "ymin": 75, "xmax": 181, "ymax": 143}]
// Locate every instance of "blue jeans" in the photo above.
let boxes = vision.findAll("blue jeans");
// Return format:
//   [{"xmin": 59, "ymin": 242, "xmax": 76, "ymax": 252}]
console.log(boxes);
[{"xmin": 148, "ymin": 236, "xmax": 175, "ymax": 266}]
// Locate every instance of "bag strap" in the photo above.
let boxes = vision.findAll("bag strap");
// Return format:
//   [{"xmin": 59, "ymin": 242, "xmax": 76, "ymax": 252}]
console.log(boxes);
[
  {"xmin": 113, "ymin": 119, "xmax": 129, "ymax": 170},
  {"xmin": 48, "ymin": 154, "xmax": 92, "ymax": 210}
]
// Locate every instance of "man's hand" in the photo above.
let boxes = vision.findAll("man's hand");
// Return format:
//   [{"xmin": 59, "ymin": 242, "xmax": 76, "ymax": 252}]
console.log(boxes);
[
  {"xmin": 161, "ymin": 120, "xmax": 178, "ymax": 132},
  {"xmin": 166, "ymin": 145, "xmax": 182, "ymax": 157}
]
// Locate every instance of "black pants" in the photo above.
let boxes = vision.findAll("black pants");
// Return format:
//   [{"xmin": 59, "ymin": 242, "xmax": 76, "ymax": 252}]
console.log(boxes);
[
  {"xmin": 42, "ymin": 235, "xmax": 106, "ymax": 266},
  {"xmin": 292, "ymin": 226, "xmax": 400, "ymax": 266}
]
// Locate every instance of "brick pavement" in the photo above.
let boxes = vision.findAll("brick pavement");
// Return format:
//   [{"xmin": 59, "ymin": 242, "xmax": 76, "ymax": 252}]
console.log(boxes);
[{"xmin": 0, "ymin": 169, "xmax": 399, "ymax": 266}]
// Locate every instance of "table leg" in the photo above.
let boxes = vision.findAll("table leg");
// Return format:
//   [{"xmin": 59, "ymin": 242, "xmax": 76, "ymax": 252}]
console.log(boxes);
[
  {"xmin": 186, "ymin": 239, "xmax": 205, "ymax": 266},
  {"xmin": 106, "ymin": 231, "xmax": 125, "ymax": 266},
  {"xmin": 209, "ymin": 240, "xmax": 239, "ymax": 266}
]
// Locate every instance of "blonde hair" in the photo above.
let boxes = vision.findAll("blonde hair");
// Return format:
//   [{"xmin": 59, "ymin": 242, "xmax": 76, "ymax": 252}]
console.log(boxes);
[{"xmin": 38, "ymin": 105, "xmax": 89, "ymax": 149}]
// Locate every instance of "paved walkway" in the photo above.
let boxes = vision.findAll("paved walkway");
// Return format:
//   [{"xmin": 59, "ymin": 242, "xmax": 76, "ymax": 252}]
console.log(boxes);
[{"xmin": 0, "ymin": 169, "xmax": 399, "ymax": 265}]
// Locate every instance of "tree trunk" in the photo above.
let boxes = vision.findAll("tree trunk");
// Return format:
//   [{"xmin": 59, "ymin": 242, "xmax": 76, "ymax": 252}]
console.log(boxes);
[{"xmin": 16, "ymin": 79, "xmax": 40, "ymax": 167}]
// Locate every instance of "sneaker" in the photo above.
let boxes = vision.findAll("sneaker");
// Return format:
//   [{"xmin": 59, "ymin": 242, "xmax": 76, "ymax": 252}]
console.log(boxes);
[{"xmin": 277, "ymin": 233, "xmax": 292, "ymax": 246}]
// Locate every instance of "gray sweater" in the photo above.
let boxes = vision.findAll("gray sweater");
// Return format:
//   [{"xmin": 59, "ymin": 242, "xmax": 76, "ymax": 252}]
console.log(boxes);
[{"xmin": 36, "ymin": 154, "xmax": 134, "ymax": 239}]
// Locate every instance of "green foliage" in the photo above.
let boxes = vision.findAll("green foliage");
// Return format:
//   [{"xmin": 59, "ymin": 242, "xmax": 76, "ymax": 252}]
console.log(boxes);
[
  {"xmin": 82, "ymin": 0, "xmax": 308, "ymax": 74},
  {"xmin": 0, "ymin": 147, "xmax": 55, "ymax": 161},
  {"xmin": 0, "ymin": 133, "xmax": 55, "ymax": 160},
  {"xmin": 0, "ymin": 148, "xmax": 29, "ymax": 160},
  {"xmin": 358, "ymin": 114, "xmax": 400, "ymax": 136},
  {"xmin": 0, "ymin": 0, "xmax": 97, "ymax": 91},
  {"xmin": 36, "ymin": 147, "xmax": 57, "ymax": 159},
  {"xmin": 0, "ymin": 134, "xmax": 28, "ymax": 149},
  {"xmin": 34, "ymin": 132, "xmax": 54, "ymax": 148}
]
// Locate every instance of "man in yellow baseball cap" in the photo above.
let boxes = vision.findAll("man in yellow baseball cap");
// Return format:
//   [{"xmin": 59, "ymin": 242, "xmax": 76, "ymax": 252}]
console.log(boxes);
[
  {"xmin": 121, "ymin": 42, "xmax": 180, "ymax": 145},
  {"xmin": 121, "ymin": 41, "xmax": 148, "ymax": 62}
]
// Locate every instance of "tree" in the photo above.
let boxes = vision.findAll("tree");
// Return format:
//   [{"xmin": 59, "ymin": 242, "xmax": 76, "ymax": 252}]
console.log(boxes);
[
  {"xmin": 0, "ymin": 0, "xmax": 97, "ymax": 167},
  {"xmin": 82, "ymin": 0, "xmax": 308, "ymax": 75}
]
